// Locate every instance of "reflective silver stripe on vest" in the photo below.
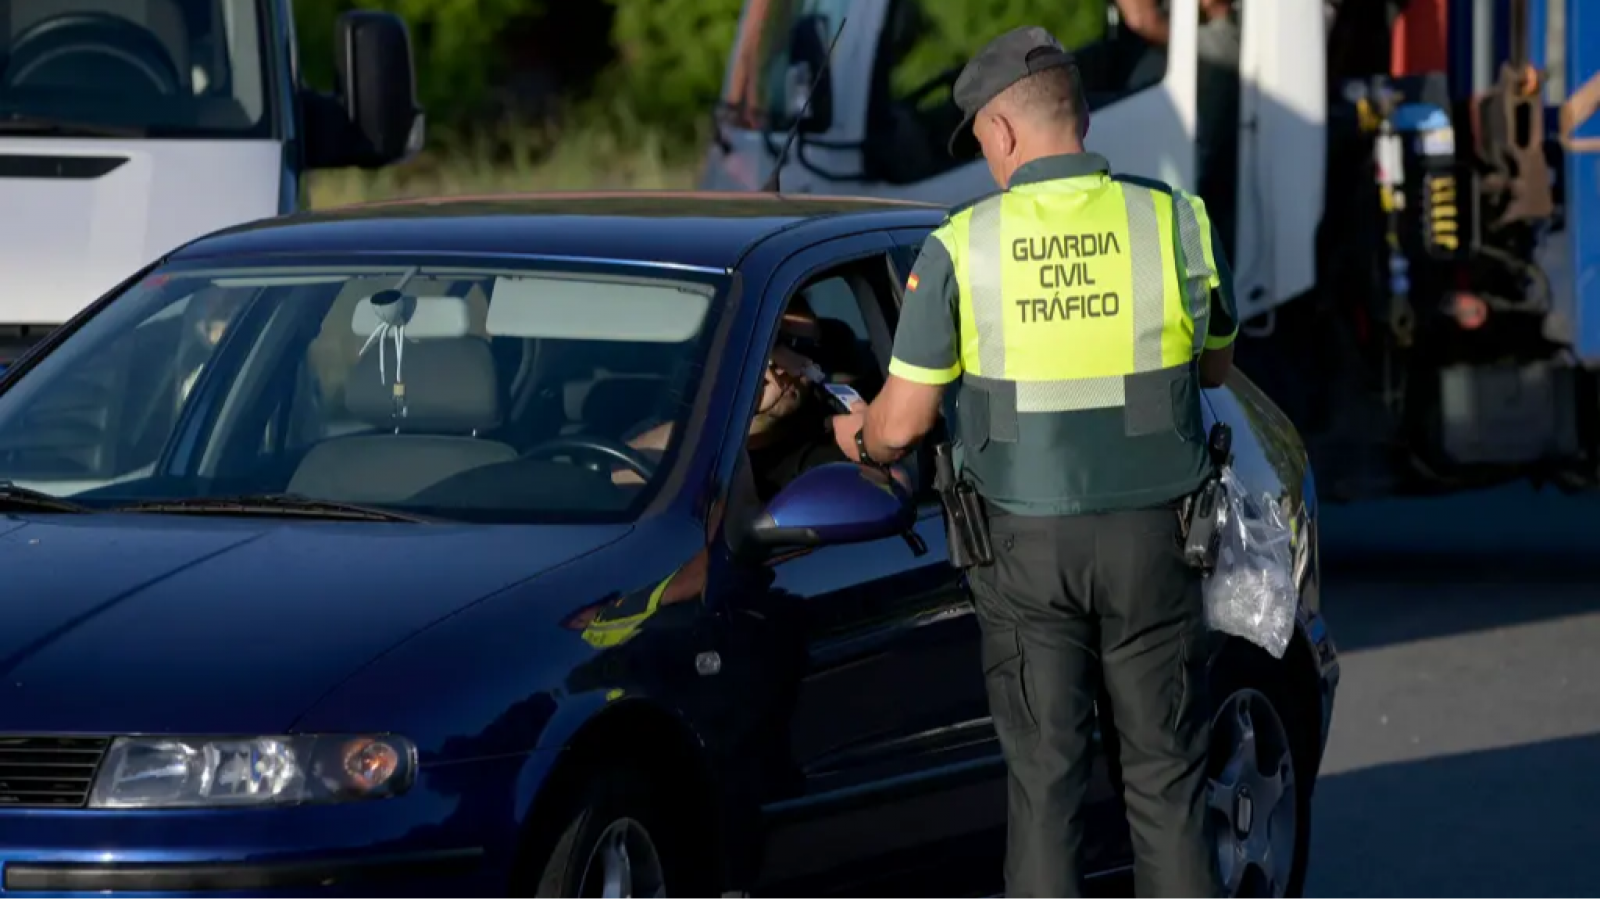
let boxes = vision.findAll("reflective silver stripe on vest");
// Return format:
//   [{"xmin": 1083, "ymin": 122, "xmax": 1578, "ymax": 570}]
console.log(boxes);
[
  {"xmin": 967, "ymin": 196, "xmax": 1006, "ymax": 377},
  {"xmin": 1122, "ymin": 184, "xmax": 1167, "ymax": 374},
  {"xmin": 1171, "ymin": 192, "xmax": 1212, "ymax": 353},
  {"xmin": 956, "ymin": 183, "xmax": 1176, "ymax": 417}
]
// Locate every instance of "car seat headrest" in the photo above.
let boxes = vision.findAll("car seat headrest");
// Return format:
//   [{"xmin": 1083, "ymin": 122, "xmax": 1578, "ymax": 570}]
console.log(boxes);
[{"xmin": 343, "ymin": 337, "xmax": 501, "ymax": 433}]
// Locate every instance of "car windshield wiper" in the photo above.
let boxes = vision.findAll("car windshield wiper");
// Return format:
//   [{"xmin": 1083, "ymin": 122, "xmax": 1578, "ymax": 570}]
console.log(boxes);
[
  {"xmin": 112, "ymin": 493, "xmax": 431, "ymax": 523},
  {"xmin": 0, "ymin": 481, "xmax": 91, "ymax": 513},
  {"xmin": 0, "ymin": 112, "xmax": 146, "ymax": 138}
]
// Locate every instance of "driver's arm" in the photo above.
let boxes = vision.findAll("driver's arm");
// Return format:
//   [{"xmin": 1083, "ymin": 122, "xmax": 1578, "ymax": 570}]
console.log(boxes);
[{"xmin": 612, "ymin": 421, "xmax": 673, "ymax": 486}]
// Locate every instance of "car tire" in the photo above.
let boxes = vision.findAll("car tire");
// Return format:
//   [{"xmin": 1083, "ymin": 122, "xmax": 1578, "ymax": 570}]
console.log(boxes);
[
  {"xmin": 1206, "ymin": 647, "xmax": 1314, "ymax": 899},
  {"xmin": 1099, "ymin": 644, "xmax": 1314, "ymax": 899},
  {"xmin": 525, "ymin": 766, "xmax": 709, "ymax": 898}
]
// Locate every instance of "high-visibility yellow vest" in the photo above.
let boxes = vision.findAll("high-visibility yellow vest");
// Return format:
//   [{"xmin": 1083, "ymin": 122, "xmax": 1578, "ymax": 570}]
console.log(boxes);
[{"xmin": 943, "ymin": 175, "xmax": 1220, "ymax": 515}]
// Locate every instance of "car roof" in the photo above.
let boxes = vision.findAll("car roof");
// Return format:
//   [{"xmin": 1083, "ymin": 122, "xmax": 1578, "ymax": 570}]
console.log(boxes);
[{"xmin": 170, "ymin": 191, "xmax": 950, "ymax": 272}]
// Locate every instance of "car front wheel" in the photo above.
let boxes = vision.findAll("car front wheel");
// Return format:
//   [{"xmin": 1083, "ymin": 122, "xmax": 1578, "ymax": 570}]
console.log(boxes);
[
  {"xmin": 1206, "ymin": 658, "xmax": 1313, "ymax": 898},
  {"xmin": 528, "ymin": 768, "xmax": 683, "ymax": 898}
]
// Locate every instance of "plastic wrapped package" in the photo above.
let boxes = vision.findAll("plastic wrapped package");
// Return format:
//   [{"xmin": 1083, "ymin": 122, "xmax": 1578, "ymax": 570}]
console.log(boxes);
[{"xmin": 1201, "ymin": 466, "xmax": 1297, "ymax": 659}]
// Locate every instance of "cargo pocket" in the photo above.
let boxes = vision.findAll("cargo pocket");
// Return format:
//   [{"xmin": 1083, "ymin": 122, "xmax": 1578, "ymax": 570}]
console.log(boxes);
[
  {"xmin": 1165, "ymin": 622, "xmax": 1211, "ymax": 750},
  {"xmin": 982, "ymin": 627, "xmax": 1039, "ymax": 746}
]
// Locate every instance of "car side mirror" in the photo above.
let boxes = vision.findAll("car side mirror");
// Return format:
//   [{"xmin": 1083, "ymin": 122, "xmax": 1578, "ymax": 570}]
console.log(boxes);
[
  {"xmin": 302, "ymin": 10, "xmax": 424, "ymax": 170},
  {"xmin": 783, "ymin": 14, "xmax": 834, "ymax": 134},
  {"xmin": 748, "ymin": 462, "xmax": 915, "ymax": 550}
]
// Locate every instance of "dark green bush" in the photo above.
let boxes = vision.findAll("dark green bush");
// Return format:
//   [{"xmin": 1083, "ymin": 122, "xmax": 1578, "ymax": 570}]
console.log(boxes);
[
  {"xmin": 293, "ymin": 0, "xmax": 540, "ymax": 132},
  {"xmin": 889, "ymin": 0, "xmax": 1107, "ymax": 98},
  {"xmin": 604, "ymin": 0, "xmax": 745, "ymax": 132}
]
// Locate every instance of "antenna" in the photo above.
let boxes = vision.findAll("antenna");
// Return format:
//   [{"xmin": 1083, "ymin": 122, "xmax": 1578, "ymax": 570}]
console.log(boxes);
[{"xmin": 763, "ymin": 16, "xmax": 847, "ymax": 193}]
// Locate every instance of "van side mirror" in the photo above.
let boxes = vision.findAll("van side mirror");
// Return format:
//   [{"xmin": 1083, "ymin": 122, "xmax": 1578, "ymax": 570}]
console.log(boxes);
[
  {"xmin": 783, "ymin": 14, "xmax": 834, "ymax": 134},
  {"xmin": 302, "ymin": 10, "xmax": 425, "ymax": 170}
]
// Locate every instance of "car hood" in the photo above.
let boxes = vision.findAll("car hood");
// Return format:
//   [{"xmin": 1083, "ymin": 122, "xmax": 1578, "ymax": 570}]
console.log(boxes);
[
  {"xmin": 0, "ymin": 514, "xmax": 629, "ymax": 734},
  {"xmin": 0, "ymin": 138, "xmax": 282, "ymax": 326}
]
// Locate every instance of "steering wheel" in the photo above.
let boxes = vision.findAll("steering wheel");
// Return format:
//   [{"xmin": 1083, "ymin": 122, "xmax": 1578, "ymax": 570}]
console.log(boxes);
[
  {"xmin": 4, "ymin": 12, "xmax": 182, "ymax": 97},
  {"xmin": 522, "ymin": 435, "xmax": 659, "ymax": 482}
]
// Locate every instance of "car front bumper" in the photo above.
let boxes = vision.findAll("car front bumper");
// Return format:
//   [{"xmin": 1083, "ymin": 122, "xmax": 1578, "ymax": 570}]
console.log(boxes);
[
  {"xmin": 1303, "ymin": 606, "xmax": 1340, "ymax": 761},
  {"xmin": 0, "ymin": 752, "xmax": 542, "ymax": 897}
]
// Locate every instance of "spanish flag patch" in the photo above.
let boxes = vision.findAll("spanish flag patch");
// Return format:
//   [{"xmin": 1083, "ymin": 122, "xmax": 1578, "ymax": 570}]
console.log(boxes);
[{"xmin": 906, "ymin": 273, "xmax": 920, "ymax": 292}]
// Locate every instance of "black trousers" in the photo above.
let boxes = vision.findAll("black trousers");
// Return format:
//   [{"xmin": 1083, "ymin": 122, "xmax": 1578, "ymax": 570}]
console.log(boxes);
[{"xmin": 968, "ymin": 504, "xmax": 1219, "ymax": 899}]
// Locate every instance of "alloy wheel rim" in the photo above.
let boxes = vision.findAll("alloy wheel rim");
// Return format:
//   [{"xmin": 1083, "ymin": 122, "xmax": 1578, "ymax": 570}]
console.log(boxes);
[
  {"xmin": 1207, "ymin": 688, "xmax": 1298, "ymax": 898},
  {"xmin": 578, "ymin": 817, "xmax": 667, "ymax": 898}
]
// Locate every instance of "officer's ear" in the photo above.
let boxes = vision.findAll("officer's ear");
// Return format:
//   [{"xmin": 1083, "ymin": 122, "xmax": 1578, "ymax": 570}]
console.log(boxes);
[{"xmin": 982, "ymin": 110, "xmax": 1018, "ymax": 159}]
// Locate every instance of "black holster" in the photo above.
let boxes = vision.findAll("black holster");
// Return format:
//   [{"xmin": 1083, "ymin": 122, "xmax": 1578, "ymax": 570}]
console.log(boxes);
[
  {"xmin": 1179, "ymin": 421, "xmax": 1233, "ymax": 571},
  {"xmin": 934, "ymin": 442, "xmax": 994, "ymax": 569}
]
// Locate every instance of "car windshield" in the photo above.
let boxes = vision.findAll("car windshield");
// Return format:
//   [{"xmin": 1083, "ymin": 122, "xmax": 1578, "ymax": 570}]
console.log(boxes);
[
  {"xmin": 0, "ymin": 256, "xmax": 727, "ymax": 522},
  {"xmin": 0, "ymin": 0, "xmax": 270, "ymax": 138}
]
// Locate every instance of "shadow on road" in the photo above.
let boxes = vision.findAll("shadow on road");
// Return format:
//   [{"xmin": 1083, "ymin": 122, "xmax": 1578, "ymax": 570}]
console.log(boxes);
[
  {"xmin": 1308, "ymin": 733, "xmax": 1600, "ymax": 898},
  {"xmin": 1314, "ymin": 484, "xmax": 1600, "ymax": 652},
  {"xmin": 1319, "ymin": 484, "xmax": 1600, "ymax": 574},
  {"xmin": 1319, "ymin": 565, "xmax": 1600, "ymax": 654}
]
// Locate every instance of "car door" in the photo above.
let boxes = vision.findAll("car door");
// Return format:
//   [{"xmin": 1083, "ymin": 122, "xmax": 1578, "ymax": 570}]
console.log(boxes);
[
  {"xmin": 745, "ymin": 234, "xmax": 1002, "ymax": 893},
  {"xmin": 888, "ymin": 227, "xmax": 1134, "ymax": 873}
]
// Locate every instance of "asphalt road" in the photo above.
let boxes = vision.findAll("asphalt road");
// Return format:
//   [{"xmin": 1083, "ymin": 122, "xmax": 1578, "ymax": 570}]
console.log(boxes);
[{"xmin": 1305, "ymin": 484, "xmax": 1600, "ymax": 897}]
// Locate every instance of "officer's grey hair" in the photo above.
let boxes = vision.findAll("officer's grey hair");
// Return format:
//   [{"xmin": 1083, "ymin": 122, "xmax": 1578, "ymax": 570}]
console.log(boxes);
[{"xmin": 994, "ymin": 65, "xmax": 1088, "ymax": 140}]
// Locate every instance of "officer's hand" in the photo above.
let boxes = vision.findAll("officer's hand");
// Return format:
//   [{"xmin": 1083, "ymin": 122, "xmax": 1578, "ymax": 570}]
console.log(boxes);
[{"xmin": 831, "ymin": 408, "xmax": 866, "ymax": 460}]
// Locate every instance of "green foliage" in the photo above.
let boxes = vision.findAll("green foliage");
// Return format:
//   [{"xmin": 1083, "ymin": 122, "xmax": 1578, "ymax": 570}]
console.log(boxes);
[
  {"xmin": 605, "ymin": 0, "xmax": 745, "ymax": 131},
  {"xmin": 293, "ymin": 0, "xmax": 539, "ymax": 131},
  {"xmin": 291, "ymin": 0, "xmax": 1110, "ymax": 147},
  {"xmin": 889, "ymin": 0, "xmax": 1108, "ymax": 99}
]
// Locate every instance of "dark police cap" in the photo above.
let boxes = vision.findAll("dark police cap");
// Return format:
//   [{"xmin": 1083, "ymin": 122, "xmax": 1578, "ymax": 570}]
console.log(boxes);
[{"xmin": 948, "ymin": 26, "xmax": 1077, "ymax": 160}]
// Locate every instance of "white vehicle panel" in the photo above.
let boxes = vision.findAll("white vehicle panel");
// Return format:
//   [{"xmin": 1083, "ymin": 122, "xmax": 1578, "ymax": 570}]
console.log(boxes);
[
  {"xmin": 1234, "ymin": 0, "xmax": 1326, "ymax": 318},
  {"xmin": 0, "ymin": 138, "xmax": 282, "ymax": 325}
]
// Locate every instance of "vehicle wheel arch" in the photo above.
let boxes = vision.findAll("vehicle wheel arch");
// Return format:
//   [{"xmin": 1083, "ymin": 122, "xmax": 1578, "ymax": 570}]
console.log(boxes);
[
  {"xmin": 1208, "ymin": 629, "xmax": 1326, "ymax": 784},
  {"xmin": 510, "ymin": 697, "xmax": 724, "ymax": 892}
]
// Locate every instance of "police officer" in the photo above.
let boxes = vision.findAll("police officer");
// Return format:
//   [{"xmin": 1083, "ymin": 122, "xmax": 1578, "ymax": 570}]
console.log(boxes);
[{"xmin": 829, "ymin": 25, "xmax": 1239, "ymax": 899}]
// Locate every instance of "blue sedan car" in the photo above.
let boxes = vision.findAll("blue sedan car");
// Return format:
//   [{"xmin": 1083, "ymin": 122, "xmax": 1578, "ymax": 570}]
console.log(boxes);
[{"xmin": 0, "ymin": 193, "xmax": 1337, "ymax": 897}]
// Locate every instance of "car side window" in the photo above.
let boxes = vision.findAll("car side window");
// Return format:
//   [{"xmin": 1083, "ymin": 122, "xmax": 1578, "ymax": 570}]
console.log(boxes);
[
  {"xmin": 877, "ymin": 233, "xmax": 952, "ymax": 506},
  {"xmin": 770, "ymin": 256, "xmax": 898, "ymax": 399},
  {"xmin": 887, "ymin": 242, "xmax": 921, "ymax": 299},
  {"xmin": 734, "ymin": 252, "xmax": 927, "ymax": 505},
  {"xmin": 801, "ymin": 276, "xmax": 872, "ymax": 345},
  {"xmin": 828, "ymin": 242, "xmax": 950, "ymax": 505},
  {"xmin": 0, "ymin": 289, "xmax": 244, "ymax": 484},
  {"xmin": 864, "ymin": 0, "xmax": 1165, "ymax": 185}
]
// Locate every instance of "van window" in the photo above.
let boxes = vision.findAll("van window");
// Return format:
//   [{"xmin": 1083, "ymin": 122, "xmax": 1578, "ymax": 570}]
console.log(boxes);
[
  {"xmin": 865, "ymin": 0, "xmax": 1167, "ymax": 184},
  {"xmin": 3, "ymin": 0, "xmax": 271, "ymax": 137},
  {"xmin": 721, "ymin": 0, "xmax": 852, "ymax": 130}
]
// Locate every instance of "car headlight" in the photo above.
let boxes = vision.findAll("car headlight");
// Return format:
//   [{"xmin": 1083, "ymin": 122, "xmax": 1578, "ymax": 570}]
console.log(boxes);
[{"xmin": 87, "ymin": 735, "xmax": 416, "ymax": 809}]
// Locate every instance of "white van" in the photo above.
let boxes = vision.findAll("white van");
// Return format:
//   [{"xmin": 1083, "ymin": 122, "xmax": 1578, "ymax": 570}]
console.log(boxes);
[{"xmin": 0, "ymin": 0, "xmax": 424, "ymax": 363}]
